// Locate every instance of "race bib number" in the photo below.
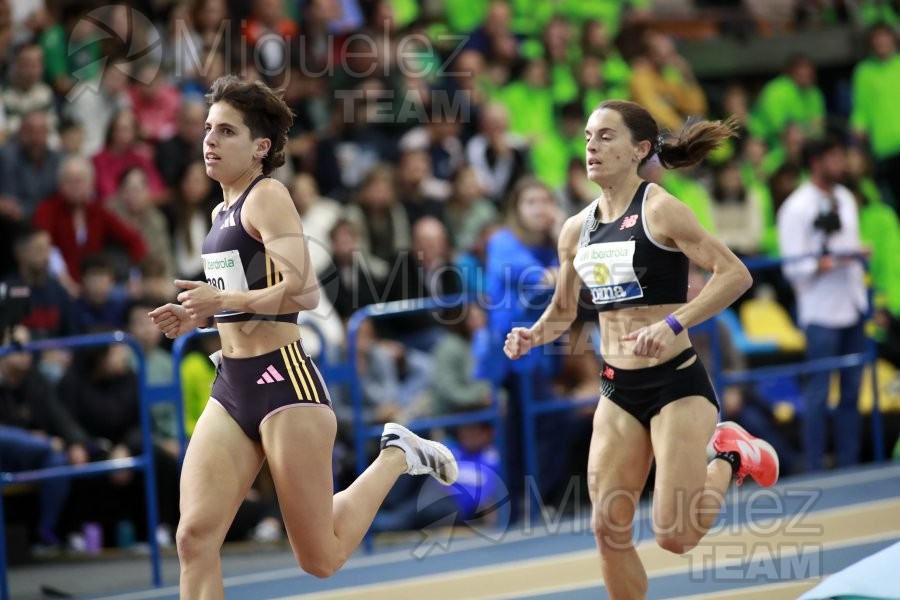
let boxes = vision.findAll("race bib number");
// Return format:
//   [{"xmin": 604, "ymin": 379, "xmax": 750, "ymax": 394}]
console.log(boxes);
[
  {"xmin": 574, "ymin": 241, "xmax": 644, "ymax": 305},
  {"xmin": 202, "ymin": 249, "xmax": 249, "ymax": 293}
]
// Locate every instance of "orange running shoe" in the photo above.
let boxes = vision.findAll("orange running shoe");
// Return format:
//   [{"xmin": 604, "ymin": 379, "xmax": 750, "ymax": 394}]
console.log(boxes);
[{"xmin": 711, "ymin": 422, "xmax": 780, "ymax": 487}]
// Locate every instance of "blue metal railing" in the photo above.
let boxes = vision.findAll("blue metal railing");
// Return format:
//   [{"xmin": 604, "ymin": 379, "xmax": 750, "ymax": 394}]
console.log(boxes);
[
  {"xmin": 0, "ymin": 332, "xmax": 161, "ymax": 600},
  {"xmin": 346, "ymin": 296, "xmax": 506, "ymax": 550},
  {"xmin": 165, "ymin": 327, "xmax": 218, "ymax": 462},
  {"xmin": 705, "ymin": 254, "xmax": 884, "ymax": 462}
]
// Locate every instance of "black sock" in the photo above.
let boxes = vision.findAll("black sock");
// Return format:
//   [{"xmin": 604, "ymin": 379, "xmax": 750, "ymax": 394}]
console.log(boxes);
[{"xmin": 715, "ymin": 451, "xmax": 741, "ymax": 476}]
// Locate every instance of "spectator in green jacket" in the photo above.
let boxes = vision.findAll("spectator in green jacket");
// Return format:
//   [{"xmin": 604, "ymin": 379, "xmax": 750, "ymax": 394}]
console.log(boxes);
[
  {"xmin": 508, "ymin": 0, "xmax": 554, "ymax": 36},
  {"xmin": 661, "ymin": 169, "xmax": 717, "ymax": 234},
  {"xmin": 751, "ymin": 55, "xmax": 825, "ymax": 148},
  {"xmin": 528, "ymin": 102, "xmax": 585, "ymax": 190},
  {"xmin": 180, "ymin": 335, "xmax": 219, "ymax": 437},
  {"xmin": 847, "ymin": 146, "xmax": 900, "ymax": 316},
  {"xmin": 576, "ymin": 56, "xmax": 629, "ymax": 118},
  {"xmin": 542, "ymin": 16, "xmax": 579, "ymax": 104},
  {"xmin": 762, "ymin": 122, "xmax": 807, "ymax": 177},
  {"xmin": 500, "ymin": 57, "xmax": 554, "ymax": 140},
  {"xmin": 851, "ymin": 24, "xmax": 900, "ymax": 207},
  {"xmin": 40, "ymin": 10, "xmax": 102, "ymax": 98},
  {"xmin": 579, "ymin": 19, "xmax": 632, "ymax": 93},
  {"xmin": 858, "ymin": 190, "xmax": 900, "ymax": 316},
  {"xmin": 711, "ymin": 83, "xmax": 758, "ymax": 166},
  {"xmin": 643, "ymin": 155, "xmax": 717, "ymax": 234},
  {"xmin": 443, "ymin": 0, "xmax": 489, "ymax": 33},
  {"xmin": 857, "ymin": 0, "xmax": 900, "ymax": 28}
]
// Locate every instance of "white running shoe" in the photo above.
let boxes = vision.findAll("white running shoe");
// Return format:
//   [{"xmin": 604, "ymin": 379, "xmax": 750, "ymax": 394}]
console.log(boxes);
[{"xmin": 380, "ymin": 423, "xmax": 459, "ymax": 486}]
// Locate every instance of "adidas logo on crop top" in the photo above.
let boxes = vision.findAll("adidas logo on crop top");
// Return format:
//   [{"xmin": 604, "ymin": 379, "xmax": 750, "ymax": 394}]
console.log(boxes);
[
  {"xmin": 575, "ymin": 181, "xmax": 689, "ymax": 312},
  {"xmin": 201, "ymin": 175, "xmax": 299, "ymax": 324}
]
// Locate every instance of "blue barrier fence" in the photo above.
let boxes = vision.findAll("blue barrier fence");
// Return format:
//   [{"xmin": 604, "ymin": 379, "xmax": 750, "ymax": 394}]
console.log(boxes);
[
  {"xmin": 0, "ymin": 332, "xmax": 161, "ymax": 600},
  {"xmin": 346, "ymin": 296, "xmax": 506, "ymax": 550},
  {"xmin": 164, "ymin": 327, "xmax": 218, "ymax": 463},
  {"xmin": 705, "ymin": 254, "xmax": 885, "ymax": 462}
]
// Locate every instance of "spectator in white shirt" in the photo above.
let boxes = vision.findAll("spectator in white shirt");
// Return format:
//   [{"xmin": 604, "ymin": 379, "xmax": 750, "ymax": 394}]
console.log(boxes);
[{"xmin": 777, "ymin": 138, "xmax": 869, "ymax": 472}]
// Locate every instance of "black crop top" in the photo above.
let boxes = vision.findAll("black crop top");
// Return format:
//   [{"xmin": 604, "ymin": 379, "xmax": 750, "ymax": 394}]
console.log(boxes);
[
  {"xmin": 200, "ymin": 175, "xmax": 299, "ymax": 324},
  {"xmin": 575, "ymin": 181, "xmax": 688, "ymax": 312}
]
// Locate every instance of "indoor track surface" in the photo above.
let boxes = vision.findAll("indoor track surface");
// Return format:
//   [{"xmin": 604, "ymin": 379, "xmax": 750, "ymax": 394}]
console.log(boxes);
[{"xmin": 9, "ymin": 462, "xmax": 900, "ymax": 599}]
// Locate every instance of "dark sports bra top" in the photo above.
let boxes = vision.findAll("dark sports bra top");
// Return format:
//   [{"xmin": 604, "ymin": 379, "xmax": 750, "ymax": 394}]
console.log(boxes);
[
  {"xmin": 575, "ymin": 181, "xmax": 689, "ymax": 312},
  {"xmin": 201, "ymin": 175, "xmax": 299, "ymax": 324}
]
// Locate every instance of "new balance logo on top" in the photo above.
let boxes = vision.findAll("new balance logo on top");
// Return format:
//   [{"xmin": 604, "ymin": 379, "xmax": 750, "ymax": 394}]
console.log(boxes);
[
  {"xmin": 257, "ymin": 365, "xmax": 285, "ymax": 385},
  {"xmin": 620, "ymin": 214, "xmax": 639, "ymax": 230},
  {"xmin": 220, "ymin": 212, "xmax": 236, "ymax": 229},
  {"xmin": 737, "ymin": 439, "xmax": 761, "ymax": 465}
]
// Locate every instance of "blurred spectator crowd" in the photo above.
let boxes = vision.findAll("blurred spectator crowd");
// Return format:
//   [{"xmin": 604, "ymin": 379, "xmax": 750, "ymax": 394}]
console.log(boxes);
[{"xmin": 2, "ymin": 0, "xmax": 900, "ymax": 554}]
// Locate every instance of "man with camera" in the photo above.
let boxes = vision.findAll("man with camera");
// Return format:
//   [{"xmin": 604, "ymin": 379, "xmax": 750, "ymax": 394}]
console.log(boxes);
[{"xmin": 777, "ymin": 138, "xmax": 869, "ymax": 472}]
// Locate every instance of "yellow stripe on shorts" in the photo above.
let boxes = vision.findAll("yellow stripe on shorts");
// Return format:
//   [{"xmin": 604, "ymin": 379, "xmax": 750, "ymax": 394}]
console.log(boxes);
[
  {"xmin": 285, "ymin": 342, "xmax": 314, "ymax": 401},
  {"xmin": 278, "ymin": 347, "xmax": 303, "ymax": 400},
  {"xmin": 293, "ymin": 342, "xmax": 321, "ymax": 404}
]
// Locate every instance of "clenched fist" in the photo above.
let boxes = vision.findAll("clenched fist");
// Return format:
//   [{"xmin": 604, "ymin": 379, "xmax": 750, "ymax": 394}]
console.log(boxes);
[
  {"xmin": 148, "ymin": 303, "xmax": 201, "ymax": 339},
  {"xmin": 504, "ymin": 327, "xmax": 533, "ymax": 360}
]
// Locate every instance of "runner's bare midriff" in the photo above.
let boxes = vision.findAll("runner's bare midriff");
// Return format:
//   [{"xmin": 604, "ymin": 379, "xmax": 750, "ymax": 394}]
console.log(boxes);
[
  {"xmin": 217, "ymin": 320, "xmax": 302, "ymax": 358},
  {"xmin": 597, "ymin": 302, "xmax": 693, "ymax": 369}
]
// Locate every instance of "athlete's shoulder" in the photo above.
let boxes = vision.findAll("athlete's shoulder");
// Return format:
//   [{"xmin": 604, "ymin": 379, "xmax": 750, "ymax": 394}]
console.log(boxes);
[
  {"xmin": 642, "ymin": 182, "xmax": 706, "ymax": 244},
  {"xmin": 240, "ymin": 177, "xmax": 303, "ymax": 239},
  {"xmin": 643, "ymin": 182, "xmax": 690, "ymax": 223},
  {"xmin": 243, "ymin": 177, "xmax": 294, "ymax": 213},
  {"xmin": 643, "ymin": 181, "xmax": 678, "ymax": 209},
  {"xmin": 247, "ymin": 176, "xmax": 291, "ymax": 200}
]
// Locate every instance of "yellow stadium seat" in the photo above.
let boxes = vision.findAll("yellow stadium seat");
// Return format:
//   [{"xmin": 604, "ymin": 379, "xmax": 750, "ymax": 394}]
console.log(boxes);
[
  {"xmin": 739, "ymin": 298, "xmax": 807, "ymax": 353},
  {"xmin": 828, "ymin": 359, "xmax": 900, "ymax": 414}
]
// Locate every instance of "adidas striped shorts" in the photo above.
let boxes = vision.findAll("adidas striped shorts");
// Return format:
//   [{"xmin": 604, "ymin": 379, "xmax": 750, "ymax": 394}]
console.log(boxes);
[{"xmin": 210, "ymin": 339, "xmax": 332, "ymax": 442}]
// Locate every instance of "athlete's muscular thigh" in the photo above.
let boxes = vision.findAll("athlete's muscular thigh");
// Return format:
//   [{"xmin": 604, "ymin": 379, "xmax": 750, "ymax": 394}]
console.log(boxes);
[
  {"xmin": 260, "ymin": 406, "xmax": 339, "ymax": 557},
  {"xmin": 589, "ymin": 398, "xmax": 653, "ymax": 546},
  {"xmin": 179, "ymin": 403, "xmax": 265, "ymax": 543}
]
